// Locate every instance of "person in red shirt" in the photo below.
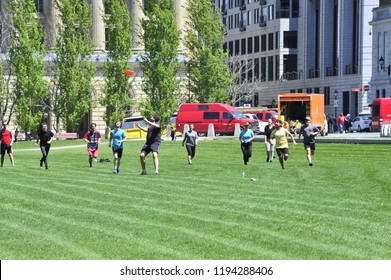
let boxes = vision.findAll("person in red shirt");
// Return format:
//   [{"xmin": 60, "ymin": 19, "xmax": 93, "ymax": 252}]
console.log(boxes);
[
  {"xmin": 0, "ymin": 123, "xmax": 15, "ymax": 167},
  {"xmin": 337, "ymin": 113, "xmax": 345, "ymax": 134}
]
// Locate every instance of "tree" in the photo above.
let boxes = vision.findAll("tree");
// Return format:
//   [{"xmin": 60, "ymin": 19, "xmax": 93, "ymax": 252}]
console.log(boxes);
[
  {"xmin": 139, "ymin": 0, "xmax": 181, "ymax": 125},
  {"xmin": 7, "ymin": 0, "xmax": 48, "ymax": 131},
  {"xmin": 184, "ymin": 0, "xmax": 233, "ymax": 103},
  {"xmin": 50, "ymin": 0, "xmax": 96, "ymax": 132},
  {"xmin": 100, "ymin": 0, "xmax": 133, "ymax": 128},
  {"xmin": 227, "ymin": 54, "xmax": 266, "ymax": 106}
]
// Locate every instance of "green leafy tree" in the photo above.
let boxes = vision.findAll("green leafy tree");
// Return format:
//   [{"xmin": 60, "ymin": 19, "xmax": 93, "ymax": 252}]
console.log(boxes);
[
  {"xmin": 184, "ymin": 0, "xmax": 233, "ymax": 103},
  {"xmin": 50, "ymin": 0, "xmax": 96, "ymax": 132},
  {"xmin": 139, "ymin": 0, "xmax": 181, "ymax": 125},
  {"xmin": 7, "ymin": 0, "xmax": 48, "ymax": 131},
  {"xmin": 100, "ymin": 0, "xmax": 133, "ymax": 128}
]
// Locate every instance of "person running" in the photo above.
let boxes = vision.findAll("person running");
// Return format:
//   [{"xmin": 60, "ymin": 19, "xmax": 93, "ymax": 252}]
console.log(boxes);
[
  {"xmin": 109, "ymin": 120, "xmax": 126, "ymax": 174},
  {"xmin": 137, "ymin": 114, "xmax": 161, "ymax": 175},
  {"xmin": 0, "ymin": 123, "xmax": 15, "ymax": 167},
  {"xmin": 83, "ymin": 123, "xmax": 102, "ymax": 167},
  {"xmin": 239, "ymin": 122, "xmax": 254, "ymax": 165},
  {"xmin": 270, "ymin": 119, "xmax": 297, "ymax": 169},
  {"xmin": 264, "ymin": 118, "xmax": 275, "ymax": 163},
  {"xmin": 182, "ymin": 124, "xmax": 198, "ymax": 165},
  {"xmin": 36, "ymin": 122, "xmax": 54, "ymax": 170},
  {"xmin": 299, "ymin": 116, "xmax": 320, "ymax": 166}
]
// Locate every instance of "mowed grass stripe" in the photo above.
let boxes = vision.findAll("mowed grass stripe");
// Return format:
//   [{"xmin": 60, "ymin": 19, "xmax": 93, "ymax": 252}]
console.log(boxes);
[
  {"xmin": 5, "ymin": 177, "xmax": 389, "ymax": 259},
  {"xmin": 2, "ymin": 140, "xmax": 391, "ymax": 259}
]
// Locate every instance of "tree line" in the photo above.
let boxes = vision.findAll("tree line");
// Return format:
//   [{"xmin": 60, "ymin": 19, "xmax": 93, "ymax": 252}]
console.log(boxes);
[{"xmin": 0, "ymin": 0, "xmax": 235, "ymax": 133}]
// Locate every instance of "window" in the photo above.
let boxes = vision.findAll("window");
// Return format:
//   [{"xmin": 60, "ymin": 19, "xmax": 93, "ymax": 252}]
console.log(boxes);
[
  {"xmin": 247, "ymin": 10, "xmax": 252, "ymax": 25},
  {"xmin": 241, "ymin": 38, "xmax": 246, "ymax": 55},
  {"xmin": 292, "ymin": 0, "xmax": 299, "ymax": 18},
  {"xmin": 235, "ymin": 40, "xmax": 240, "ymax": 55},
  {"xmin": 229, "ymin": 0, "xmax": 234, "ymax": 9},
  {"xmin": 268, "ymin": 5, "xmax": 274, "ymax": 20},
  {"xmin": 261, "ymin": 34, "xmax": 266, "ymax": 51},
  {"xmin": 254, "ymin": 8, "xmax": 260, "ymax": 24},
  {"xmin": 35, "ymin": 0, "xmax": 44, "ymax": 13},
  {"xmin": 324, "ymin": 87, "xmax": 330, "ymax": 105},
  {"xmin": 248, "ymin": 59, "xmax": 253, "ymax": 81},
  {"xmin": 228, "ymin": 15, "xmax": 234, "ymax": 29},
  {"xmin": 261, "ymin": 57, "xmax": 266, "ymax": 82},
  {"xmin": 198, "ymin": 105, "xmax": 209, "ymax": 110},
  {"xmin": 223, "ymin": 112, "xmax": 233, "ymax": 119},
  {"xmin": 261, "ymin": 6, "xmax": 267, "ymax": 23},
  {"xmin": 204, "ymin": 112, "xmax": 219, "ymax": 119},
  {"xmin": 275, "ymin": 55, "xmax": 279, "ymax": 80},
  {"xmin": 254, "ymin": 36, "xmax": 260, "ymax": 53},
  {"xmin": 268, "ymin": 33, "xmax": 274, "ymax": 50},
  {"xmin": 248, "ymin": 37, "xmax": 253, "ymax": 54},
  {"xmin": 275, "ymin": 31, "xmax": 280, "ymax": 49},
  {"xmin": 254, "ymin": 58, "xmax": 259, "ymax": 79},
  {"xmin": 228, "ymin": 41, "xmax": 234, "ymax": 56},
  {"xmin": 283, "ymin": 31, "xmax": 297, "ymax": 48},
  {"xmin": 235, "ymin": 13, "xmax": 240, "ymax": 28},
  {"xmin": 279, "ymin": 0, "xmax": 289, "ymax": 18},
  {"xmin": 268, "ymin": 56, "xmax": 274, "ymax": 81}
]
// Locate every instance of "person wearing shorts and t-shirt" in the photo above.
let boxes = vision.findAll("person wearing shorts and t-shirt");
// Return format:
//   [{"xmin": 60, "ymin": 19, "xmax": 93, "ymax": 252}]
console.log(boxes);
[
  {"xmin": 271, "ymin": 120, "xmax": 297, "ymax": 169},
  {"xmin": 299, "ymin": 117, "xmax": 320, "ymax": 167},
  {"xmin": 109, "ymin": 121, "xmax": 126, "ymax": 174},
  {"xmin": 137, "ymin": 114, "xmax": 161, "ymax": 175},
  {"xmin": 182, "ymin": 124, "xmax": 198, "ymax": 165},
  {"xmin": 83, "ymin": 123, "xmax": 101, "ymax": 167},
  {"xmin": 0, "ymin": 123, "xmax": 15, "ymax": 167}
]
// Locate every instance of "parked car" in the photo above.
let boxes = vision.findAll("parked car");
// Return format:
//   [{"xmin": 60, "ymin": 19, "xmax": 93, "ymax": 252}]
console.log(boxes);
[
  {"xmin": 349, "ymin": 116, "xmax": 372, "ymax": 132},
  {"xmin": 243, "ymin": 113, "xmax": 267, "ymax": 134}
]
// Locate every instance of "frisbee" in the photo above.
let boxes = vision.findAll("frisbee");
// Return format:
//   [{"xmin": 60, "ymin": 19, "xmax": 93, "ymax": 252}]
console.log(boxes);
[{"xmin": 124, "ymin": 69, "xmax": 134, "ymax": 76}]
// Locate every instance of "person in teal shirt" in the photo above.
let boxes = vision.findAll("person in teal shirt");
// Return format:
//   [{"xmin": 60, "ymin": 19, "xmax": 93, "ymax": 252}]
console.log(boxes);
[
  {"xmin": 239, "ymin": 122, "xmax": 255, "ymax": 165},
  {"xmin": 109, "ymin": 120, "xmax": 126, "ymax": 174}
]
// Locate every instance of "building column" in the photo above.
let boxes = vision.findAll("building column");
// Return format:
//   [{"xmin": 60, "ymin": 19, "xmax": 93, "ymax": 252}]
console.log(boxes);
[
  {"xmin": 176, "ymin": 0, "xmax": 188, "ymax": 53},
  {"xmin": 91, "ymin": 0, "xmax": 105, "ymax": 51}
]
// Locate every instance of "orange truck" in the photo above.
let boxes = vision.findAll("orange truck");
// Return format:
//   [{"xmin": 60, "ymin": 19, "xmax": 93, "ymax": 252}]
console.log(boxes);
[{"xmin": 277, "ymin": 93, "xmax": 326, "ymax": 134}]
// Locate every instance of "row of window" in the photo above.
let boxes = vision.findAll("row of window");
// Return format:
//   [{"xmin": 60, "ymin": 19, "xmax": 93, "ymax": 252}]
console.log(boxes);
[
  {"xmin": 225, "ymin": 5, "xmax": 275, "ymax": 29},
  {"xmin": 224, "ymin": 31, "xmax": 297, "ymax": 56}
]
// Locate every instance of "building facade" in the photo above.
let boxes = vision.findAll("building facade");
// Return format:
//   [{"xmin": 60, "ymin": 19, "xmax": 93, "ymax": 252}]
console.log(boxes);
[
  {"xmin": 216, "ymin": 0, "xmax": 378, "ymax": 117},
  {"xmin": 370, "ymin": 0, "xmax": 391, "ymax": 101}
]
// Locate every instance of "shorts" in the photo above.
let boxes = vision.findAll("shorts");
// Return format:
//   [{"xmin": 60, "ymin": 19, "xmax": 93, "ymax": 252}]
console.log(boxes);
[
  {"xmin": 304, "ymin": 142, "xmax": 316, "ymax": 150},
  {"xmin": 112, "ymin": 147, "xmax": 123, "ymax": 158},
  {"xmin": 88, "ymin": 147, "xmax": 99, "ymax": 157},
  {"xmin": 1, "ymin": 144, "xmax": 13, "ymax": 155},
  {"xmin": 276, "ymin": 148, "xmax": 289, "ymax": 157},
  {"xmin": 141, "ymin": 142, "xmax": 160, "ymax": 155}
]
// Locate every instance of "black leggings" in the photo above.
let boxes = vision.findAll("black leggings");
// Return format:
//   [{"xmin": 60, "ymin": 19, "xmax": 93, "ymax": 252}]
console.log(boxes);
[
  {"xmin": 241, "ymin": 142, "xmax": 252, "ymax": 164},
  {"xmin": 40, "ymin": 145, "xmax": 51, "ymax": 167}
]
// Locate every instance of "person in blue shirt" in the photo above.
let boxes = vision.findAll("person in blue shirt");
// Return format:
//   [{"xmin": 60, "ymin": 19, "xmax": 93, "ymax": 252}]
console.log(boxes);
[
  {"xmin": 109, "ymin": 120, "xmax": 126, "ymax": 174},
  {"xmin": 239, "ymin": 122, "xmax": 255, "ymax": 165}
]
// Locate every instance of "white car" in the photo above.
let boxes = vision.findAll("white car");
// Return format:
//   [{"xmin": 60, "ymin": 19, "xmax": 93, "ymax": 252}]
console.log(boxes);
[
  {"xmin": 349, "ymin": 116, "xmax": 372, "ymax": 132},
  {"xmin": 243, "ymin": 114, "xmax": 267, "ymax": 134}
]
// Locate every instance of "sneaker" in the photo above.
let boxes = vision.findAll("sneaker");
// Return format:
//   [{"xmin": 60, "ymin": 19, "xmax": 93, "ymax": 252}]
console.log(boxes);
[
  {"xmin": 113, "ymin": 169, "xmax": 117, "ymax": 173},
  {"xmin": 117, "ymin": 169, "xmax": 120, "ymax": 173},
  {"xmin": 155, "ymin": 171, "xmax": 158, "ymax": 175},
  {"xmin": 266, "ymin": 157, "xmax": 269, "ymax": 162},
  {"xmin": 141, "ymin": 170, "xmax": 147, "ymax": 175},
  {"xmin": 309, "ymin": 163, "xmax": 313, "ymax": 166},
  {"xmin": 40, "ymin": 160, "xmax": 43, "ymax": 167}
]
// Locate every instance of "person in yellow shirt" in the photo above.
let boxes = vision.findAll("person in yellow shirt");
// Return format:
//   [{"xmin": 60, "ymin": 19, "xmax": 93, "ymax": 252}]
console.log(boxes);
[{"xmin": 271, "ymin": 120, "xmax": 297, "ymax": 169}]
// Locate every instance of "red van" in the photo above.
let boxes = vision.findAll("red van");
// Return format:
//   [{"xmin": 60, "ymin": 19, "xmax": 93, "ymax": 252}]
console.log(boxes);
[
  {"xmin": 371, "ymin": 98, "xmax": 391, "ymax": 131},
  {"xmin": 176, "ymin": 103, "xmax": 257, "ymax": 135}
]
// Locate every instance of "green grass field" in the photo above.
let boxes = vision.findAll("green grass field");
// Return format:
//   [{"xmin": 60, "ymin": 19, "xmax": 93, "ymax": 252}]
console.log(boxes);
[{"xmin": 1, "ymin": 138, "xmax": 390, "ymax": 260}]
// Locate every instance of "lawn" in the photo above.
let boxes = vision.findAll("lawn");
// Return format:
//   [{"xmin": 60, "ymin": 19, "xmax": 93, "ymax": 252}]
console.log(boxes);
[{"xmin": 0, "ymin": 138, "xmax": 390, "ymax": 260}]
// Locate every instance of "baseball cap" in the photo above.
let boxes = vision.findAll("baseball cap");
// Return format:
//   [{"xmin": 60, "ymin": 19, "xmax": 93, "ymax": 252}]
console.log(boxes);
[
  {"xmin": 305, "ymin": 117, "xmax": 311, "ymax": 121},
  {"xmin": 244, "ymin": 122, "xmax": 250, "ymax": 126}
]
